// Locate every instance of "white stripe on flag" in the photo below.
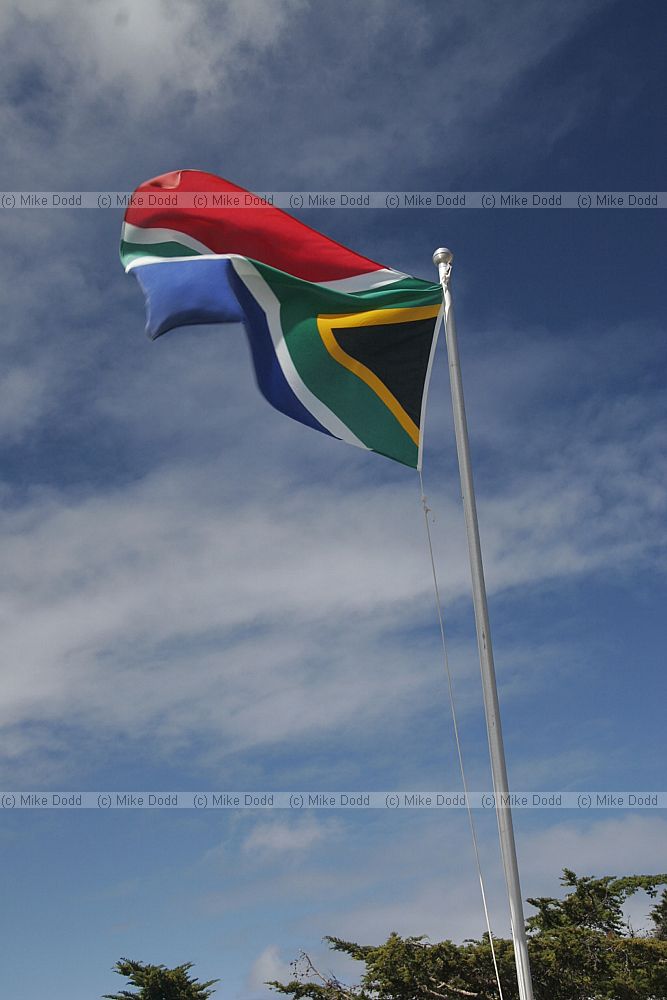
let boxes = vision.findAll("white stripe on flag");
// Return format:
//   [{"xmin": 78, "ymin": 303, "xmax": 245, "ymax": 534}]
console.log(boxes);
[
  {"xmin": 121, "ymin": 222, "xmax": 213, "ymax": 256},
  {"xmin": 317, "ymin": 268, "xmax": 408, "ymax": 291},
  {"xmin": 125, "ymin": 249, "xmax": 406, "ymax": 295},
  {"xmin": 229, "ymin": 258, "xmax": 370, "ymax": 451}
]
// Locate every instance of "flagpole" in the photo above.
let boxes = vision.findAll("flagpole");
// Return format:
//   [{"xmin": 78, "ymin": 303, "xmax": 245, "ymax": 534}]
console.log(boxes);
[{"xmin": 433, "ymin": 249, "xmax": 535, "ymax": 1000}]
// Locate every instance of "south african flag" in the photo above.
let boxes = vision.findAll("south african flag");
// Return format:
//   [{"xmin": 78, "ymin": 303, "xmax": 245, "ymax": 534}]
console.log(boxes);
[{"xmin": 121, "ymin": 170, "xmax": 443, "ymax": 468}]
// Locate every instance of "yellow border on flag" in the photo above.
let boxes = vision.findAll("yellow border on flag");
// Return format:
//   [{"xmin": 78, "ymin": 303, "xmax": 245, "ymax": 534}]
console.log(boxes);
[{"xmin": 316, "ymin": 304, "xmax": 441, "ymax": 447}]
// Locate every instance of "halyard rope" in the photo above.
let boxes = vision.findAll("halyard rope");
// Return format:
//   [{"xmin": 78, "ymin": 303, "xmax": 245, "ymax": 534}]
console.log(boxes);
[{"xmin": 418, "ymin": 468, "xmax": 505, "ymax": 1000}]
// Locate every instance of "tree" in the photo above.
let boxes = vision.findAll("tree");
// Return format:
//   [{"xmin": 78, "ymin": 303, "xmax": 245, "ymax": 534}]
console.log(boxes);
[
  {"xmin": 104, "ymin": 959, "xmax": 218, "ymax": 1000},
  {"xmin": 651, "ymin": 892, "xmax": 667, "ymax": 942},
  {"xmin": 269, "ymin": 871, "xmax": 667, "ymax": 1000},
  {"xmin": 525, "ymin": 870, "xmax": 667, "ymax": 1000}
]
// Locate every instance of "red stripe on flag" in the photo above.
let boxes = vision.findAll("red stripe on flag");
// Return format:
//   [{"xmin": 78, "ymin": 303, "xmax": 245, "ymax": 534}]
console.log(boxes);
[{"xmin": 124, "ymin": 170, "xmax": 384, "ymax": 283}]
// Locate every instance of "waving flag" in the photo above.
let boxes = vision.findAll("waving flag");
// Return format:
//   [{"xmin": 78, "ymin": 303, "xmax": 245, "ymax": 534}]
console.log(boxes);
[{"xmin": 121, "ymin": 170, "xmax": 442, "ymax": 468}]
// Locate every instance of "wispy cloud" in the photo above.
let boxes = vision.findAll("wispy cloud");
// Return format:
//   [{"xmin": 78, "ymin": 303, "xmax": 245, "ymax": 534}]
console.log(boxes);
[
  {"xmin": 0, "ymin": 0, "xmax": 612, "ymax": 189},
  {"xmin": 242, "ymin": 816, "xmax": 339, "ymax": 858},
  {"xmin": 0, "ymin": 4, "xmax": 661, "ymax": 998},
  {"xmin": 248, "ymin": 944, "xmax": 293, "ymax": 992},
  {"xmin": 1, "ymin": 309, "xmax": 665, "ymax": 781},
  {"xmin": 276, "ymin": 812, "xmax": 667, "ymax": 944}
]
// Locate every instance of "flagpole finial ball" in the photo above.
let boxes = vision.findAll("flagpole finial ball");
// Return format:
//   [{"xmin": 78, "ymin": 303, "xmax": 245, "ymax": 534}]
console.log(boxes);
[{"xmin": 433, "ymin": 248, "xmax": 454, "ymax": 266}]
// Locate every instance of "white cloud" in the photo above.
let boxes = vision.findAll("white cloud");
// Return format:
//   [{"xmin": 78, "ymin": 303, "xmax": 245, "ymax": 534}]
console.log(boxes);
[
  {"xmin": 275, "ymin": 813, "xmax": 667, "ymax": 947},
  {"xmin": 0, "ymin": 365, "xmax": 52, "ymax": 441},
  {"xmin": 0, "ymin": 462, "xmax": 441, "ymax": 775},
  {"xmin": 0, "ymin": 0, "xmax": 305, "ymax": 103},
  {"xmin": 0, "ymin": 0, "xmax": 614, "ymax": 191},
  {"xmin": 519, "ymin": 814, "xmax": 667, "ymax": 880},
  {"xmin": 0, "ymin": 309, "xmax": 665, "ymax": 778},
  {"xmin": 0, "ymin": 0, "xmax": 307, "ymax": 191},
  {"xmin": 248, "ymin": 944, "xmax": 293, "ymax": 992},
  {"xmin": 242, "ymin": 816, "xmax": 338, "ymax": 858}
]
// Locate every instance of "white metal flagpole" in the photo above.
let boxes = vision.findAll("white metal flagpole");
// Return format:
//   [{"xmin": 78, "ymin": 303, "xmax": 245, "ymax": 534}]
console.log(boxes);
[{"xmin": 432, "ymin": 248, "xmax": 535, "ymax": 1000}]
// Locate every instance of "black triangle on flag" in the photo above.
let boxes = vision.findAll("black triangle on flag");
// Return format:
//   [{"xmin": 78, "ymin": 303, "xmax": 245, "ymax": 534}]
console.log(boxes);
[{"xmin": 317, "ymin": 305, "xmax": 440, "ymax": 437}]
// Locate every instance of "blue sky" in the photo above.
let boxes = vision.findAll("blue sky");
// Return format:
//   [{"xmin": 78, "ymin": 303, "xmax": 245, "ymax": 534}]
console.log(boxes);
[{"xmin": 0, "ymin": 1, "xmax": 666, "ymax": 997}]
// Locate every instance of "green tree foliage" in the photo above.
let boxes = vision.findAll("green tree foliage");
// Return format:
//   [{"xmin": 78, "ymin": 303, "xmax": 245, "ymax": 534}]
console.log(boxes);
[
  {"xmin": 651, "ymin": 892, "xmax": 667, "ymax": 942},
  {"xmin": 269, "ymin": 871, "xmax": 667, "ymax": 1000},
  {"xmin": 104, "ymin": 959, "xmax": 218, "ymax": 1000}
]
